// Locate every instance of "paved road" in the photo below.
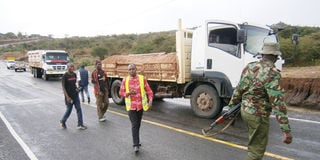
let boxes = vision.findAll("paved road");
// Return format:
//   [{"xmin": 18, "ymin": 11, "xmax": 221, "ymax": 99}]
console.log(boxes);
[{"xmin": 0, "ymin": 62, "xmax": 319, "ymax": 160}]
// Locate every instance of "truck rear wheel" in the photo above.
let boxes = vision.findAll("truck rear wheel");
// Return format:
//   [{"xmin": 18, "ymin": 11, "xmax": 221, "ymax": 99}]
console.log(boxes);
[
  {"xmin": 191, "ymin": 85, "xmax": 222, "ymax": 118},
  {"xmin": 111, "ymin": 80, "xmax": 125, "ymax": 105},
  {"xmin": 33, "ymin": 68, "xmax": 37, "ymax": 78}
]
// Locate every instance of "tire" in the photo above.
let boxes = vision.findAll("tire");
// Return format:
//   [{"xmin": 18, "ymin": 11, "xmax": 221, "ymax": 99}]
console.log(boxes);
[
  {"xmin": 111, "ymin": 79, "xmax": 125, "ymax": 105},
  {"xmin": 36, "ymin": 69, "xmax": 42, "ymax": 78},
  {"xmin": 191, "ymin": 85, "xmax": 222, "ymax": 118},
  {"xmin": 33, "ymin": 68, "xmax": 36, "ymax": 78},
  {"xmin": 42, "ymin": 71, "xmax": 49, "ymax": 81}
]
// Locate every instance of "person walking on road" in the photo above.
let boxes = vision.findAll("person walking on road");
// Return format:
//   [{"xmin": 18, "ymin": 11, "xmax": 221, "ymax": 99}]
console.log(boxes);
[
  {"xmin": 119, "ymin": 64, "xmax": 154, "ymax": 153},
  {"xmin": 77, "ymin": 65, "xmax": 91, "ymax": 104},
  {"xmin": 228, "ymin": 42, "xmax": 292, "ymax": 160},
  {"xmin": 91, "ymin": 60, "xmax": 109, "ymax": 122},
  {"xmin": 60, "ymin": 63, "xmax": 87, "ymax": 130}
]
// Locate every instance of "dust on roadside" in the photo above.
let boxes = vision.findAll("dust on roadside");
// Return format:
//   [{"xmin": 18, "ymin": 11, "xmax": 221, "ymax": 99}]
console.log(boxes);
[
  {"xmin": 282, "ymin": 66, "xmax": 320, "ymax": 78},
  {"xmin": 287, "ymin": 105, "xmax": 320, "ymax": 115}
]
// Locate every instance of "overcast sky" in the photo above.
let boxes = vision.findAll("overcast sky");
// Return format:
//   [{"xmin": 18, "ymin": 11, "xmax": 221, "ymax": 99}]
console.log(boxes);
[{"xmin": 1, "ymin": 0, "xmax": 319, "ymax": 38}]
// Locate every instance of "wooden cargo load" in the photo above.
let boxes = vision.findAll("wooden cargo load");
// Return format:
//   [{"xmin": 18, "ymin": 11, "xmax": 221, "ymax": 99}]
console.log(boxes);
[{"xmin": 102, "ymin": 52, "xmax": 179, "ymax": 82}]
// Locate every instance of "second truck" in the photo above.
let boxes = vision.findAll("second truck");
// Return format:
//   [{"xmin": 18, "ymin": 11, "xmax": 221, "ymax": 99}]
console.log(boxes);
[
  {"xmin": 102, "ymin": 19, "xmax": 283, "ymax": 118},
  {"xmin": 28, "ymin": 50, "xmax": 69, "ymax": 80}
]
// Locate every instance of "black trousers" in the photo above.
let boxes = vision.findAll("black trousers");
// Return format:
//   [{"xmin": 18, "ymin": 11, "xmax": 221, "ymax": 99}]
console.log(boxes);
[{"xmin": 128, "ymin": 110, "xmax": 143, "ymax": 147}]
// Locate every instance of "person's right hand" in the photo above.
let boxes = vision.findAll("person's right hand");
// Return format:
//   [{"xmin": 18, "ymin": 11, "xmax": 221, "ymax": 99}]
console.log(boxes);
[
  {"xmin": 282, "ymin": 131, "xmax": 293, "ymax": 144},
  {"xmin": 66, "ymin": 96, "xmax": 72, "ymax": 103},
  {"xmin": 129, "ymin": 90, "xmax": 136, "ymax": 95}
]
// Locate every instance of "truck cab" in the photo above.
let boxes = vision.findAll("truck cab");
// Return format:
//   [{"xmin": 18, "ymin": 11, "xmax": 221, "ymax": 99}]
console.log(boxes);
[{"xmin": 187, "ymin": 20, "xmax": 283, "ymax": 118}]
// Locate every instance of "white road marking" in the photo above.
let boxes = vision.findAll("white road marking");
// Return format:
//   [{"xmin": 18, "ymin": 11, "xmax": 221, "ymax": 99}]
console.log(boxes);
[
  {"xmin": 0, "ymin": 112, "xmax": 38, "ymax": 160},
  {"xmin": 288, "ymin": 117, "xmax": 320, "ymax": 124}
]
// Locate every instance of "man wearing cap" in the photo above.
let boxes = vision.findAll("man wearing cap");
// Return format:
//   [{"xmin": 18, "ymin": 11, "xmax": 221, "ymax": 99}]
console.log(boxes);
[
  {"xmin": 91, "ymin": 60, "xmax": 109, "ymax": 122},
  {"xmin": 228, "ymin": 42, "xmax": 292, "ymax": 160}
]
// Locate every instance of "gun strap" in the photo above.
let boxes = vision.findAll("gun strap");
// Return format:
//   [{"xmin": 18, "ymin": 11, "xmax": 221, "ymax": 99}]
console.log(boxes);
[{"xmin": 204, "ymin": 111, "xmax": 240, "ymax": 137}]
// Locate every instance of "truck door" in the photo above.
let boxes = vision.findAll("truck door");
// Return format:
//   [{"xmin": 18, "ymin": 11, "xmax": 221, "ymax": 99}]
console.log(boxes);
[{"xmin": 205, "ymin": 22, "xmax": 244, "ymax": 87}]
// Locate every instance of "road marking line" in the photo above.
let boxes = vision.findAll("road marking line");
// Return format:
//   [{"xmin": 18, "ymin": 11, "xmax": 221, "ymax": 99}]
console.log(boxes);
[
  {"xmin": 0, "ymin": 112, "xmax": 38, "ymax": 160},
  {"xmin": 107, "ymin": 110, "xmax": 294, "ymax": 160},
  {"xmin": 289, "ymin": 117, "xmax": 320, "ymax": 124}
]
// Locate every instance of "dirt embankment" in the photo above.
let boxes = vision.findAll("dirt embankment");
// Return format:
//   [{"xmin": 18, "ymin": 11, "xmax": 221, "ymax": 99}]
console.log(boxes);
[{"xmin": 281, "ymin": 66, "xmax": 320, "ymax": 110}]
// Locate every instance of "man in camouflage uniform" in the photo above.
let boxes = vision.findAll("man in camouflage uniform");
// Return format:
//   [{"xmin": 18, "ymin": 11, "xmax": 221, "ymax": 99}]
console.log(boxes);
[{"xmin": 228, "ymin": 42, "xmax": 292, "ymax": 160}]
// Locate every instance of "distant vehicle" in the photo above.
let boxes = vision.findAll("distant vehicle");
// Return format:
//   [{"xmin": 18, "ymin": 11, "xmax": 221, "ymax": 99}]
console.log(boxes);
[
  {"xmin": 6, "ymin": 60, "xmax": 16, "ymax": 70},
  {"xmin": 28, "ymin": 50, "xmax": 69, "ymax": 80},
  {"xmin": 6, "ymin": 56, "xmax": 15, "ymax": 61},
  {"xmin": 14, "ymin": 61, "xmax": 27, "ymax": 72}
]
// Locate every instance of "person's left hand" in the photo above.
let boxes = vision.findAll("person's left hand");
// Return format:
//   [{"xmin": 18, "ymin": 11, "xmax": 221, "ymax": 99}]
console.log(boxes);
[{"xmin": 148, "ymin": 101, "xmax": 153, "ymax": 110}]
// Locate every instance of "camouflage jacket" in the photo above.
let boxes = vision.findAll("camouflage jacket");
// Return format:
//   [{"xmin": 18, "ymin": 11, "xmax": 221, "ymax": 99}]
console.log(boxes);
[{"xmin": 229, "ymin": 59, "xmax": 291, "ymax": 132}]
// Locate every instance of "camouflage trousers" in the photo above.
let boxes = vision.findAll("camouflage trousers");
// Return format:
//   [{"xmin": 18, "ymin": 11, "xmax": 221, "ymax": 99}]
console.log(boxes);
[
  {"xmin": 241, "ymin": 109, "xmax": 270, "ymax": 160},
  {"xmin": 95, "ymin": 92, "xmax": 109, "ymax": 119}
]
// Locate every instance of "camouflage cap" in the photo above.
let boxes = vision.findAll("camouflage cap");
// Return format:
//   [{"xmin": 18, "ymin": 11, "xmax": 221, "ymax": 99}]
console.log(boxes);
[{"xmin": 260, "ymin": 42, "xmax": 281, "ymax": 56}]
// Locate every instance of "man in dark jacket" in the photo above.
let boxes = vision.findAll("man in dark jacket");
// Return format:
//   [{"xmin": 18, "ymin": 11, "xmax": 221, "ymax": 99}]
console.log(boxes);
[
  {"xmin": 60, "ymin": 63, "xmax": 87, "ymax": 130},
  {"xmin": 77, "ymin": 65, "xmax": 91, "ymax": 103}
]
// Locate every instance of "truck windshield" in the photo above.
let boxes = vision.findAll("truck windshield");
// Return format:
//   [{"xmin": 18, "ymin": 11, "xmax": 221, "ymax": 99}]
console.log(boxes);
[
  {"xmin": 45, "ymin": 52, "xmax": 69, "ymax": 62},
  {"xmin": 240, "ymin": 25, "xmax": 278, "ymax": 55}
]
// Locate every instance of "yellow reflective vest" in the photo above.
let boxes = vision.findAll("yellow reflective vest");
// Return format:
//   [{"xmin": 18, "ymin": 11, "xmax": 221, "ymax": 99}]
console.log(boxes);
[{"xmin": 125, "ymin": 75, "xmax": 149, "ymax": 111}]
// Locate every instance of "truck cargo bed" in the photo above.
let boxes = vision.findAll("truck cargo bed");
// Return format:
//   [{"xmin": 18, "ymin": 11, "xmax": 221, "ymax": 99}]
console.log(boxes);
[{"xmin": 102, "ymin": 52, "xmax": 178, "ymax": 82}]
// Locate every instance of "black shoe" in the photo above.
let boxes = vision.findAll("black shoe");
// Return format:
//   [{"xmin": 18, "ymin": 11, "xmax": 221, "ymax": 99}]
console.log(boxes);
[
  {"xmin": 60, "ymin": 121, "xmax": 66, "ymax": 129},
  {"xmin": 134, "ymin": 146, "xmax": 139, "ymax": 153}
]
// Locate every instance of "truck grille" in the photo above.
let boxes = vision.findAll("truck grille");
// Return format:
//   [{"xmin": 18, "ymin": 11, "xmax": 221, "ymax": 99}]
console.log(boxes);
[{"xmin": 53, "ymin": 66, "xmax": 66, "ymax": 70}]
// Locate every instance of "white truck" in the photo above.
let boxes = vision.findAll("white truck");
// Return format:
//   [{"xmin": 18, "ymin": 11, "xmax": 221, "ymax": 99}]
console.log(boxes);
[
  {"xmin": 28, "ymin": 50, "xmax": 69, "ymax": 80},
  {"xmin": 103, "ymin": 19, "xmax": 283, "ymax": 118}
]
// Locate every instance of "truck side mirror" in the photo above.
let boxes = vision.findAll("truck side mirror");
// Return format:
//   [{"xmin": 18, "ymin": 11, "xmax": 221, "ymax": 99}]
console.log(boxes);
[{"xmin": 237, "ymin": 29, "xmax": 247, "ymax": 43}]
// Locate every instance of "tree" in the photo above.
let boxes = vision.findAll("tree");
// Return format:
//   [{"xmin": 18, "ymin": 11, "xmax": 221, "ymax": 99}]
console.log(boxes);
[
  {"xmin": 91, "ymin": 47, "xmax": 108, "ymax": 60},
  {"xmin": 4, "ymin": 32, "xmax": 17, "ymax": 39},
  {"xmin": 17, "ymin": 32, "xmax": 23, "ymax": 39}
]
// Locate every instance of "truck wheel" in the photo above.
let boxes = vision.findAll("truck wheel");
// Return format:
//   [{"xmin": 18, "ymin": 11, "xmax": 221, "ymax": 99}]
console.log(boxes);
[
  {"xmin": 37, "ymin": 69, "xmax": 42, "ymax": 78},
  {"xmin": 33, "ymin": 68, "xmax": 37, "ymax": 78},
  {"xmin": 42, "ymin": 72, "xmax": 49, "ymax": 81},
  {"xmin": 111, "ymin": 80, "xmax": 125, "ymax": 105},
  {"xmin": 191, "ymin": 85, "xmax": 222, "ymax": 118}
]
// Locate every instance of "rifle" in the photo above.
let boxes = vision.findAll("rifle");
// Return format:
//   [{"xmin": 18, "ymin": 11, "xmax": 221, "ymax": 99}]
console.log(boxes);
[{"xmin": 201, "ymin": 103, "xmax": 241, "ymax": 136}]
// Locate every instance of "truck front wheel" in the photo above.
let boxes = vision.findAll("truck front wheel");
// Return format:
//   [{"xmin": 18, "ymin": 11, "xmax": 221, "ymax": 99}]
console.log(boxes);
[
  {"xmin": 111, "ymin": 80, "xmax": 125, "ymax": 105},
  {"xmin": 42, "ymin": 71, "xmax": 49, "ymax": 81},
  {"xmin": 191, "ymin": 85, "xmax": 222, "ymax": 118}
]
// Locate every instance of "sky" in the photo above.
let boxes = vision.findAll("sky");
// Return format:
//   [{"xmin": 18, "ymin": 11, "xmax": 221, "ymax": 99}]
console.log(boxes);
[{"xmin": 1, "ymin": 0, "xmax": 319, "ymax": 38}]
